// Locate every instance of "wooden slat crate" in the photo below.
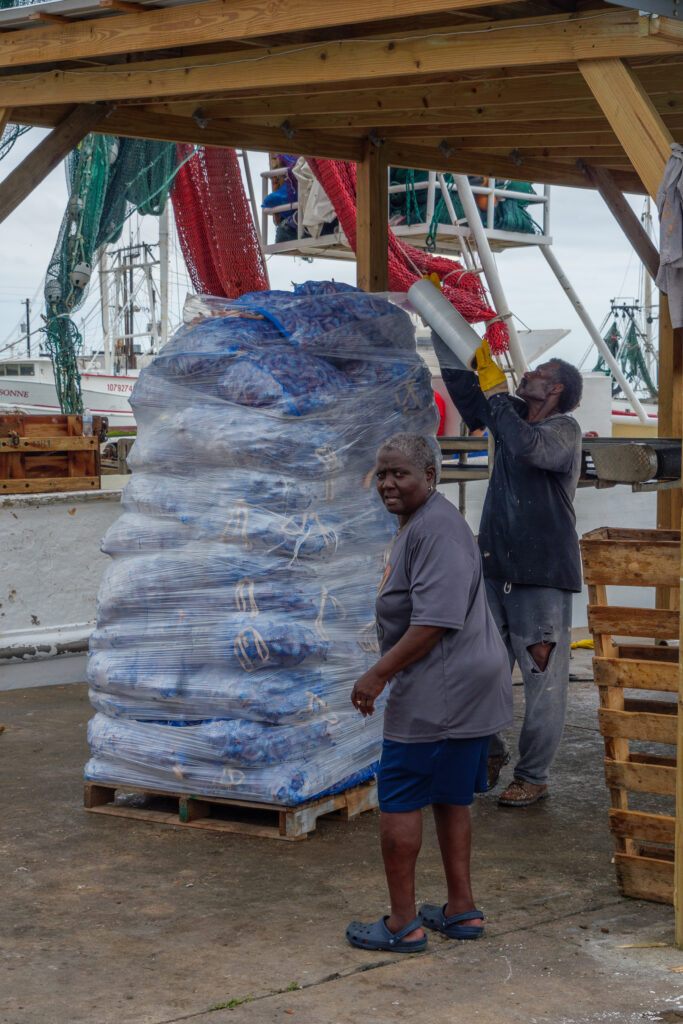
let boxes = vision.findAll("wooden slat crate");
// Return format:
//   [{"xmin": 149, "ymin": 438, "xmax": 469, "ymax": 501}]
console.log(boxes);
[
  {"xmin": 580, "ymin": 526, "xmax": 681, "ymax": 905},
  {"xmin": 0, "ymin": 413, "xmax": 101, "ymax": 494},
  {"xmin": 84, "ymin": 778, "xmax": 378, "ymax": 841}
]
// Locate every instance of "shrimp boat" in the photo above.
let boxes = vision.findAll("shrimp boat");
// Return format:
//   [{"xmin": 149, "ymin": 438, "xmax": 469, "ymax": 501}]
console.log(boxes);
[
  {"xmin": 0, "ymin": 355, "xmax": 140, "ymax": 430},
  {"xmin": 0, "ymin": 209, "xmax": 182, "ymax": 431}
]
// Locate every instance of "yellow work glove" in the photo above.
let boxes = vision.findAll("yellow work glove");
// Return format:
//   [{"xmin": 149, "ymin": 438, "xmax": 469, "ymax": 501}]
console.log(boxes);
[{"xmin": 473, "ymin": 339, "xmax": 507, "ymax": 394}]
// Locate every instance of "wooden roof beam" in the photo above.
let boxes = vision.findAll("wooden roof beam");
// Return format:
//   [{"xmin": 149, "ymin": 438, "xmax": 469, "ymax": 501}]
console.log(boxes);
[
  {"xmin": 385, "ymin": 139, "xmax": 646, "ymax": 193},
  {"xmin": 95, "ymin": 108, "xmax": 365, "ymax": 161},
  {"xmin": 0, "ymin": 10, "xmax": 681, "ymax": 108},
  {"xmin": 178, "ymin": 62, "xmax": 683, "ymax": 121},
  {"xmin": 0, "ymin": 103, "xmax": 109, "ymax": 225},
  {"xmin": 578, "ymin": 57, "xmax": 674, "ymax": 199},
  {"xmin": 0, "ymin": 0, "xmax": 528, "ymax": 71}
]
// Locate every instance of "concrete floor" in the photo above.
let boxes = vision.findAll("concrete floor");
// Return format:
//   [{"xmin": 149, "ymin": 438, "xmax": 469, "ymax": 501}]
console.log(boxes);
[{"xmin": 2, "ymin": 651, "xmax": 682, "ymax": 1024}]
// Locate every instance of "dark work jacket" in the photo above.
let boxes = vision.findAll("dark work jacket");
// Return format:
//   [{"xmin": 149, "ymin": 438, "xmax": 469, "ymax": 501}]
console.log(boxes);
[{"xmin": 442, "ymin": 369, "xmax": 583, "ymax": 593}]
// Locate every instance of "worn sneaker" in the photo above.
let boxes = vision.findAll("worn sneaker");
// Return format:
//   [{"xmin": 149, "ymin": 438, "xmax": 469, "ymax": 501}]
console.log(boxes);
[
  {"xmin": 498, "ymin": 778, "xmax": 548, "ymax": 807},
  {"xmin": 486, "ymin": 751, "xmax": 510, "ymax": 791}
]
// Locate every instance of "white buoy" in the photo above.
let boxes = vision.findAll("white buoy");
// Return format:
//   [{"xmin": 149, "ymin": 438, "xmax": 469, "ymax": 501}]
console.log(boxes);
[
  {"xmin": 70, "ymin": 262, "xmax": 92, "ymax": 289},
  {"xmin": 407, "ymin": 278, "xmax": 482, "ymax": 371},
  {"xmin": 45, "ymin": 280, "xmax": 62, "ymax": 304}
]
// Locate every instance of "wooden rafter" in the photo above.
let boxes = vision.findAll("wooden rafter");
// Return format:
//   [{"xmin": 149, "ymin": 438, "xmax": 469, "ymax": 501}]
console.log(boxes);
[
  {"xmin": 386, "ymin": 139, "xmax": 644, "ymax": 193},
  {"xmin": 0, "ymin": 104, "xmax": 110, "ymax": 225},
  {"xmin": 0, "ymin": 11, "xmax": 680, "ymax": 109},
  {"xmin": 578, "ymin": 58, "xmax": 674, "ymax": 199},
  {"xmin": 0, "ymin": 0, "xmax": 528, "ymax": 70},
  {"xmin": 94, "ymin": 108, "xmax": 365, "ymax": 162},
  {"xmin": 165, "ymin": 61, "xmax": 683, "ymax": 122}
]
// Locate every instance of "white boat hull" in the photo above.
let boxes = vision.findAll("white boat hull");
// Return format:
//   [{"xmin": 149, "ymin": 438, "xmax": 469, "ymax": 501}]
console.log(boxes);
[{"xmin": 0, "ymin": 360, "xmax": 137, "ymax": 429}]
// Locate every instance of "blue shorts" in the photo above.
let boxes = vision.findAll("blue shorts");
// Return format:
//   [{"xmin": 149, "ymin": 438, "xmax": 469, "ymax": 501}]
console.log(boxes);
[{"xmin": 377, "ymin": 737, "xmax": 490, "ymax": 813}]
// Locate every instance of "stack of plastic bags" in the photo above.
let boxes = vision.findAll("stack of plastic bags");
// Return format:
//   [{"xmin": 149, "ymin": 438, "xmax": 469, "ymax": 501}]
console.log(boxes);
[{"xmin": 85, "ymin": 281, "xmax": 437, "ymax": 805}]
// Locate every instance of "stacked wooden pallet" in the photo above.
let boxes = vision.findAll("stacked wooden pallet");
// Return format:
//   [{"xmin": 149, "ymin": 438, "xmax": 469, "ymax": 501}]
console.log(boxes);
[
  {"xmin": 84, "ymin": 779, "xmax": 378, "ymax": 842},
  {"xmin": 581, "ymin": 526, "xmax": 680, "ymax": 904},
  {"xmin": 0, "ymin": 413, "xmax": 101, "ymax": 494}
]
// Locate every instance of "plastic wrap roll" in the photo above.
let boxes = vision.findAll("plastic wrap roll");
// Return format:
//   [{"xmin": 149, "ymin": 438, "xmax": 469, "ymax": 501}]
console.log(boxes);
[
  {"xmin": 407, "ymin": 277, "xmax": 481, "ymax": 370},
  {"xmin": 86, "ymin": 281, "xmax": 437, "ymax": 805}
]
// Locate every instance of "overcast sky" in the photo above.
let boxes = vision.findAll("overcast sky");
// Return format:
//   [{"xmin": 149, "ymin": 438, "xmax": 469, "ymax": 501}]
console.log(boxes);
[{"xmin": 0, "ymin": 132, "xmax": 654, "ymax": 367}]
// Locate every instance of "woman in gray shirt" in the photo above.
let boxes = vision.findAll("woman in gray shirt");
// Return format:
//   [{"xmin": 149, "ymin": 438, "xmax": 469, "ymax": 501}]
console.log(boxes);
[{"xmin": 346, "ymin": 433, "xmax": 512, "ymax": 954}]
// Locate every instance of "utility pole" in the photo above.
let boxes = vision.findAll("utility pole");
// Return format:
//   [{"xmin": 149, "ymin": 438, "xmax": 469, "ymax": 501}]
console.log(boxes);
[{"xmin": 23, "ymin": 297, "xmax": 31, "ymax": 357}]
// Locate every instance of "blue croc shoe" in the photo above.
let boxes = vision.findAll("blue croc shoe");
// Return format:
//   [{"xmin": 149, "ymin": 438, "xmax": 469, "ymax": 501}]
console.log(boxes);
[
  {"xmin": 419, "ymin": 905, "xmax": 484, "ymax": 940},
  {"xmin": 346, "ymin": 916, "xmax": 427, "ymax": 953}
]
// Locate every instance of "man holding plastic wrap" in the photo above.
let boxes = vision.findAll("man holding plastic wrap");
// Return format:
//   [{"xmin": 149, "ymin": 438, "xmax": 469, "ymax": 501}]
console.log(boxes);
[{"xmin": 434, "ymin": 334, "xmax": 583, "ymax": 807}]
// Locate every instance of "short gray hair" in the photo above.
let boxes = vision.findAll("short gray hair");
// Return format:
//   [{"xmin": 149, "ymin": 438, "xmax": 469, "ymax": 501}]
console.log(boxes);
[{"xmin": 377, "ymin": 433, "xmax": 442, "ymax": 484}]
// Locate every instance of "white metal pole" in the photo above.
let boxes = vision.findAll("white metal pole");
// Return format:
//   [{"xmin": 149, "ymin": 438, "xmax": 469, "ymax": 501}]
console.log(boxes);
[
  {"xmin": 487, "ymin": 178, "xmax": 495, "ymax": 231},
  {"xmin": 99, "ymin": 250, "xmax": 113, "ymax": 375},
  {"xmin": 540, "ymin": 245, "xmax": 650, "ymax": 425},
  {"xmin": 453, "ymin": 174, "xmax": 528, "ymax": 376},
  {"xmin": 426, "ymin": 171, "xmax": 436, "ymax": 227},
  {"xmin": 159, "ymin": 204, "xmax": 170, "ymax": 350},
  {"xmin": 239, "ymin": 150, "xmax": 270, "ymax": 288}
]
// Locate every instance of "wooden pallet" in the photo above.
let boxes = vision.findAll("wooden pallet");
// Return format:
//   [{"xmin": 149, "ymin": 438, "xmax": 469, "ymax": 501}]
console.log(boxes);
[
  {"xmin": 84, "ymin": 779, "xmax": 378, "ymax": 841},
  {"xmin": 581, "ymin": 526, "xmax": 681, "ymax": 905},
  {"xmin": 0, "ymin": 413, "xmax": 101, "ymax": 494}
]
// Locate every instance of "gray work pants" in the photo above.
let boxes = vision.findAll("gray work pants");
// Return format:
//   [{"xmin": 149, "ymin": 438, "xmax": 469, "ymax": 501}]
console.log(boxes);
[{"xmin": 485, "ymin": 579, "xmax": 572, "ymax": 786}]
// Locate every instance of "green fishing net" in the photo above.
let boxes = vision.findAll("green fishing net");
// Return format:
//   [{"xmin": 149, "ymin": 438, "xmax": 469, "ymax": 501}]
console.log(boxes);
[
  {"xmin": 388, "ymin": 171, "xmax": 542, "ymax": 247},
  {"xmin": 593, "ymin": 319, "xmax": 658, "ymax": 400},
  {"xmin": 44, "ymin": 135, "xmax": 178, "ymax": 413},
  {"xmin": 0, "ymin": 123, "xmax": 31, "ymax": 162}
]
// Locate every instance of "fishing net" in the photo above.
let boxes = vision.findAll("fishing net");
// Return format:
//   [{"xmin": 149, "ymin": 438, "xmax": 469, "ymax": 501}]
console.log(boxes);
[
  {"xmin": 0, "ymin": 123, "xmax": 30, "ymax": 162},
  {"xmin": 389, "ymin": 170, "xmax": 541, "ymax": 245},
  {"xmin": 308, "ymin": 158, "xmax": 510, "ymax": 354},
  {"xmin": 44, "ymin": 135, "xmax": 179, "ymax": 413},
  {"xmin": 172, "ymin": 145, "xmax": 268, "ymax": 299},
  {"xmin": 594, "ymin": 319, "xmax": 658, "ymax": 399}
]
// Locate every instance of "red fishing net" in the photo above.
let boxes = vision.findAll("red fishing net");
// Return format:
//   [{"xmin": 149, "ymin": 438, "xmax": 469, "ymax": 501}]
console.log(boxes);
[
  {"xmin": 172, "ymin": 146, "xmax": 268, "ymax": 299},
  {"xmin": 308, "ymin": 158, "xmax": 509, "ymax": 354}
]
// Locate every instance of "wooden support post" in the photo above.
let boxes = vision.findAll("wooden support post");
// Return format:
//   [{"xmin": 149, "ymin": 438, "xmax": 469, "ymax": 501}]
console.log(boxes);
[
  {"xmin": 578, "ymin": 58, "xmax": 673, "ymax": 200},
  {"xmin": 0, "ymin": 104, "xmax": 109, "ymax": 226},
  {"xmin": 657, "ymin": 295, "xmax": 682, "ymax": 549},
  {"xmin": 356, "ymin": 141, "xmax": 388, "ymax": 293},
  {"xmin": 677, "ymin": 505, "xmax": 683, "ymax": 946},
  {"xmin": 579, "ymin": 162, "xmax": 659, "ymax": 280},
  {"xmin": 0, "ymin": 109, "xmax": 11, "ymax": 138}
]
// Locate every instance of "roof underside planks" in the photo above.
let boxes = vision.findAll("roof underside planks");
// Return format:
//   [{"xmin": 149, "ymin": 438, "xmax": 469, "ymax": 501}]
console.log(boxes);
[{"xmin": 0, "ymin": 1, "xmax": 681, "ymax": 194}]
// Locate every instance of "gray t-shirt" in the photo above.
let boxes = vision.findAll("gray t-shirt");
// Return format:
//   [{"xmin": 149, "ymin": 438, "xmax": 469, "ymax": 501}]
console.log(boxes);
[{"xmin": 376, "ymin": 491, "xmax": 513, "ymax": 743}]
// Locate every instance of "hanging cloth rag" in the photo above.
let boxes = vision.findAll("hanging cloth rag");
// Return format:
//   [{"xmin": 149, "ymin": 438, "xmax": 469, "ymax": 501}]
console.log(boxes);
[{"xmin": 655, "ymin": 142, "xmax": 683, "ymax": 329}]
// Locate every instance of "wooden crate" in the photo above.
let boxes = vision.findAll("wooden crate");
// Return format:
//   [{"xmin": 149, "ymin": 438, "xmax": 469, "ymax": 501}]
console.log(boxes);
[
  {"xmin": 0, "ymin": 413, "xmax": 101, "ymax": 494},
  {"xmin": 580, "ymin": 526, "xmax": 681, "ymax": 905},
  {"xmin": 84, "ymin": 778, "xmax": 378, "ymax": 841}
]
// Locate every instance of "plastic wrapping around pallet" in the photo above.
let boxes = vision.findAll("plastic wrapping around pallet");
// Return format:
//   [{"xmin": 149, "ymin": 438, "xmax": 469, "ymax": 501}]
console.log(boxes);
[
  {"xmin": 95, "ymin": 546, "xmax": 385, "ymax": 624},
  {"xmin": 91, "ymin": 612, "xmax": 330, "ymax": 671},
  {"xmin": 85, "ymin": 755, "xmax": 379, "ymax": 806},
  {"xmin": 182, "ymin": 286, "xmax": 416, "ymax": 353},
  {"xmin": 88, "ymin": 281, "xmax": 435, "ymax": 804},
  {"xmin": 88, "ymin": 654, "xmax": 375, "ymax": 723},
  {"xmin": 87, "ymin": 707, "xmax": 383, "ymax": 768}
]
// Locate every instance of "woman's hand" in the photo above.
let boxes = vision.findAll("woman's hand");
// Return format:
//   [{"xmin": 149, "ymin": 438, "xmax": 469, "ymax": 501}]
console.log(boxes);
[{"xmin": 351, "ymin": 669, "xmax": 387, "ymax": 718}]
